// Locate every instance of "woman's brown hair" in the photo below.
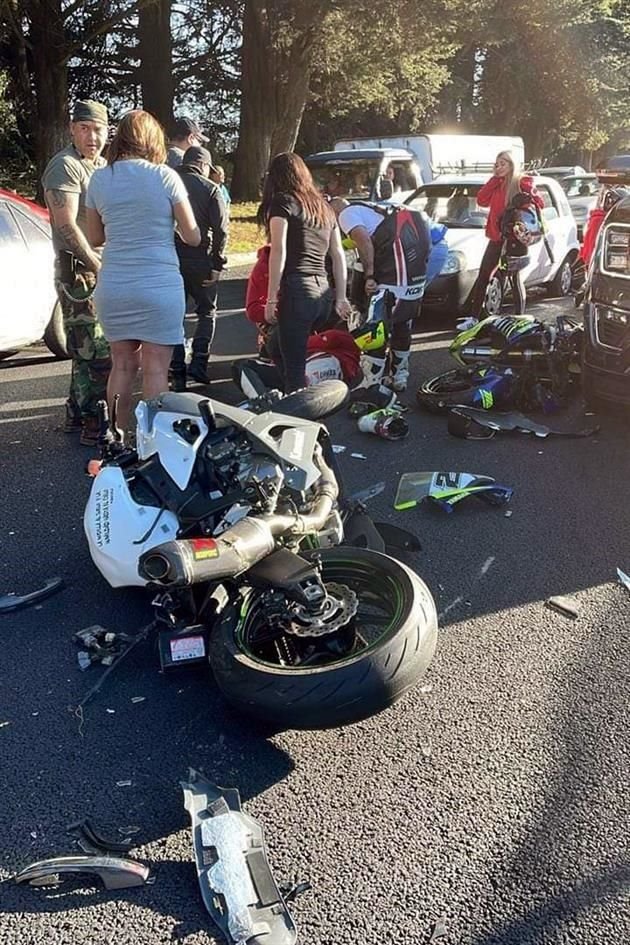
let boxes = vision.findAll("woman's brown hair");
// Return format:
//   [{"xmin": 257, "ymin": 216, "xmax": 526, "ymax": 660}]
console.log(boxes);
[
  {"xmin": 107, "ymin": 110, "xmax": 167, "ymax": 166},
  {"xmin": 258, "ymin": 152, "xmax": 334, "ymax": 231}
]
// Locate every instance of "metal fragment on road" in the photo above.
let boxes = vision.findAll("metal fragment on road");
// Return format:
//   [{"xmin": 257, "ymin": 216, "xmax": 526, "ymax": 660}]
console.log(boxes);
[
  {"xmin": 430, "ymin": 916, "xmax": 448, "ymax": 940},
  {"xmin": 616, "ymin": 568, "xmax": 630, "ymax": 592}
]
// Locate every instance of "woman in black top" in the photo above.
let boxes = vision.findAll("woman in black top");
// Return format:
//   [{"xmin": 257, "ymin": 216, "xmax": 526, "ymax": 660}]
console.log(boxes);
[{"xmin": 258, "ymin": 152, "xmax": 351, "ymax": 391}]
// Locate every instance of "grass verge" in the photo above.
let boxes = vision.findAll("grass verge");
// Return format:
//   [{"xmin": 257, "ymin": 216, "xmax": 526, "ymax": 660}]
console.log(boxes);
[{"xmin": 229, "ymin": 202, "xmax": 263, "ymax": 253}]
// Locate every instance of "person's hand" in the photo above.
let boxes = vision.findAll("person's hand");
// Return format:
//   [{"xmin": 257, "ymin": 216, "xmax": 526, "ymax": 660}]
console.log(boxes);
[
  {"xmin": 365, "ymin": 276, "xmax": 377, "ymax": 295},
  {"xmin": 335, "ymin": 298, "xmax": 352, "ymax": 320},
  {"xmin": 264, "ymin": 299, "xmax": 278, "ymax": 324}
]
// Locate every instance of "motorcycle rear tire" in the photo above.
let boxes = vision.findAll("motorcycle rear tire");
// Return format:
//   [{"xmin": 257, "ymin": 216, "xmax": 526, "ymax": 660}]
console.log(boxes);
[
  {"xmin": 416, "ymin": 369, "xmax": 480, "ymax": 413},
  {"xmin": 208, "ymin": 548, "xmax": 437, "ymax": 729},
  {"xmin": 274, "ymin": 380, "xmax": 349, "ymax": 421}
]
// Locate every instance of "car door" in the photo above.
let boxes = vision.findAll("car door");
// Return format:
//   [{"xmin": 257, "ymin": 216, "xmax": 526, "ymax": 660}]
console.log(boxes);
[
  {"xmin": 0, "ymin": 199, "xmax": 33, "ymax": 352},
  {"xmin": 11, "ymin": 205, "xmax": 57, "ymax": 340},
  {"xmin": 525, "ymin": 183, "xmax": 560, "ymax": 284}
]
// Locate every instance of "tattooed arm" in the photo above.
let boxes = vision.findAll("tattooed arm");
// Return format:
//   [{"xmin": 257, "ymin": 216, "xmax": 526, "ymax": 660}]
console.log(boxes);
[{"xmin": 44, "ymin": 189, "xmax": 101, "ymax": 273}]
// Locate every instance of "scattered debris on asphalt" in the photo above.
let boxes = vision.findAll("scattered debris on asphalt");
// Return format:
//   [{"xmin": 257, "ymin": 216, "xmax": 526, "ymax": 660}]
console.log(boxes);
[
  {"xmin": 181, "ymin": 768, "xmax": 299, "ymax": 945},
  {"xmin": 332, "ymin": 444, "xmax": 346, "ymax": 453},
  {"xmin": 350, "ymin": 452, "xmax": 367, "ymax": 460},
  {"xmin": 429, "ymin": 916, "xmax": 449, "ymax": 941},
  {"xmin": 395, "ymin": 471, "xmax": 513, "ymax": 514},
  {"xmin": 14, "ymin": 854, "xmax": 153, "ymax": 890},
  {"xmin": 616, "ymin": 568, "xmax": 630, "ymax": 593},
  {"xmin": 346, "ymin": 481, "xmax": 386, "ymax": 505},
  {"xmin": 66, "ymin": 817, "xmax": 135, "ymax": 854},
  {"xmin": 447, "ymin": 406, "xmax": 600, "ymax": 440},
  {"xmin": 0, "ymin": 576, "xmax": 64, "ymax": 614},
  {"xmin": 116, "ymin": 780, "xmax": 132, "ymax": 787},
  {"xmin": 74, "ymin": 625, "xmax": 135, "ymax": 667},
  {"xmin": 545, "ymin": 595, "xmax": 580, "ymax": 619},
  {"xmin": 131, "ymin": 696, "xmax": 146, "ymax": 704}
]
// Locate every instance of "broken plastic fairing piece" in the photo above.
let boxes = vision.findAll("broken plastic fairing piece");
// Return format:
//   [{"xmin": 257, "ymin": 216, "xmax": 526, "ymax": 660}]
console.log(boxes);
[
  {"xmin": 14, "ymin": 854, "xmax": 153, "ymax": 890},
  {"xmin": 0, "ymin": 577, "xmax": 64, "ymax": 614},
  {"xmin": 181, "ymin": 769, "xmax": 297, "ymax": 945},
  {"xmin": 394, "ymin": 471, "xmax": 513, "ymax": 512},
  {"xmin": 447, "ymin": 406, "xmax": 600, "ymax": 439}
]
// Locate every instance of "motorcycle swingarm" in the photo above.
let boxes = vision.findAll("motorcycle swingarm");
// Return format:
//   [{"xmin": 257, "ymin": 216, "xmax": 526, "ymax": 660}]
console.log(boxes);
[
  {"xmin": 181, "ymin": 769, "xmax": 297, "ymax": 945},
  {"xmin": 14, "ymin": 854, "xmax": 153, "ymax": 890}
]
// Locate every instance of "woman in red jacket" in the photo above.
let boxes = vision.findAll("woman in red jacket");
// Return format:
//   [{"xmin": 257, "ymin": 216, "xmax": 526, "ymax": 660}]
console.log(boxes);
[{"xmin": 467, "ymin": 151, "xmax": 543, "ymax": 324}]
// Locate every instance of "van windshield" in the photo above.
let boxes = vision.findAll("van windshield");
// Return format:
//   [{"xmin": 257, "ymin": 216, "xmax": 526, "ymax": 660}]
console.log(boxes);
[
  {"xmin": 407, "ymin": 184, "xmax": 489, "ymax": 228},
  {"xmin": 306, "ymin": 159, "xmax": 382, "ymax": 200}
]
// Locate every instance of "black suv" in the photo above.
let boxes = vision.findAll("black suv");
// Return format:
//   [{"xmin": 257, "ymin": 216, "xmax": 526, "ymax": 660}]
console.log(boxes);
[{"xmin": 582, "ymin": 157, "xmax": 630, "ymax": 406}]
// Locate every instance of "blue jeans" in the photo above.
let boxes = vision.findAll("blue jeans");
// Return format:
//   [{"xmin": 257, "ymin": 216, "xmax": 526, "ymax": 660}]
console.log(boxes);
[{"xmin": 278, "ymin": 273, "xmax": 328, "ymax": 392}]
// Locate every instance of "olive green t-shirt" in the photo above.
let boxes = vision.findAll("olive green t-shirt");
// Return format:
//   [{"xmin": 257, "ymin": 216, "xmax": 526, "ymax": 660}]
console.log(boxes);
[{"xmin": 41, "ymin": 145, "xmax": 106, "ymax": 255}]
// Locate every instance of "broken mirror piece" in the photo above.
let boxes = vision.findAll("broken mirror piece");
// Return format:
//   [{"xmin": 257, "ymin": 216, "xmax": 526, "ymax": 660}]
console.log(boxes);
[
  {"xmin": 0, "ymin": 577, "xmax": 64, "ymax": 614},
  {"xmin": 395, "ymin": 471, "xmax": 513, "ymax": 514},
  {"xmin": 14, "ymin": 854, "xmax": 153, "ymax": 890},
  {"xmin": 448, "ymin": 406, "xmax": 600, "ymax": 439},
  {"xmin": 181, "ymin": 768, "xmax": 297, "ymax": 945}
]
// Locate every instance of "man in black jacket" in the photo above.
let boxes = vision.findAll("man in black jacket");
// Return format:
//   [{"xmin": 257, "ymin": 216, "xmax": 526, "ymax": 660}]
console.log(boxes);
[{"xmin": 171, "ymin": 146, "xmax": 229, "ymax": 389}]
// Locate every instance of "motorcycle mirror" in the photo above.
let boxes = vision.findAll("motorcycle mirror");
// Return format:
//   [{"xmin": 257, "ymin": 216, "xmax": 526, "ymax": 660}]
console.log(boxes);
[{"xmin": 198, "ymin": 399, "xmax": 216, "ymax": 433}]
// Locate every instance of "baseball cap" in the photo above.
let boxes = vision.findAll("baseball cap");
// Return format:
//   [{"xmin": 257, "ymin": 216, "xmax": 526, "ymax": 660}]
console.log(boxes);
[
  {"xmin": 170, "ymin": 116, "xmax": 208, "ymax": 143},
  {"xmin": 72, "ymin": 100, "xmax": 108, "ymax": 125},
  {"xmin": 182, "ymin": 146, "xmax": 218, "ymax": 173}
]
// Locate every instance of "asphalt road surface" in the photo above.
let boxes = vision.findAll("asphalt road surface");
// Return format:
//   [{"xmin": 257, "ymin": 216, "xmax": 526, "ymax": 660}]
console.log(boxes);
[{"xmin": 1, "ymin": 275, "xmax": 629, "ymax": 945}]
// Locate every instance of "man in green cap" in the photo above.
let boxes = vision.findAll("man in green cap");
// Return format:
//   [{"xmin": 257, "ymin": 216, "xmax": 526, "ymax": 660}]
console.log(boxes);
[{"xmin": 42, "ymin": 100, "xmax": 111, "ymax": 446}]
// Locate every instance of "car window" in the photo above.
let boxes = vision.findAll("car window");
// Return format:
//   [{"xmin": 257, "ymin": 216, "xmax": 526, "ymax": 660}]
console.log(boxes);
[
  {"xmin": 0, "ymin": 202, "xmax": 25, "ymax": 244},
  {"xmin": 387, "ymin": 162, "xmax": 417, "ymax": 192},
  {"xmin": 563, "ymin": 177, "xmax": 597, "ymax": 198},
  {"xmin": 12, "ymin": 207, "xmax": 52, "ymax": 245},
  {"xmin": 537, "ymin": 185, "xmax": 559, "ymax": 221},
  {"xmin": 407, "ymin": 185, "xmax": 488, "ymax": 228}
]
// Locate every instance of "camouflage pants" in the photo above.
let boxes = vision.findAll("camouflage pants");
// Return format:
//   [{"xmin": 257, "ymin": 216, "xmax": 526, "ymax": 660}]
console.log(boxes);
[{"xmin": 56, "ymin": 273, "xmax": 111, "ymax": 420}]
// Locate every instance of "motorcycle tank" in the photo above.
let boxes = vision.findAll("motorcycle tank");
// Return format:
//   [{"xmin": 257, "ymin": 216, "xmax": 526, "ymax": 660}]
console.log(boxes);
[{"xmin": 84, "ymin": 466, "xmax": 179, "ymax": 588}]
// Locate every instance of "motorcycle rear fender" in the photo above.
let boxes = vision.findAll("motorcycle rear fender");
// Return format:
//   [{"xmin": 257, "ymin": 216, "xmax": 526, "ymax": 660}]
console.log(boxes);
[
  {"xmin": 14, "ymin": 854, "xmax": 153, "ymax": 890},
  {"xmin": 84, "ymin": 465, "xmax": 179, "ymax": 588},
  {"xmin": 181, "ymin": 769, "xmax": 297, "ymax": 945}
]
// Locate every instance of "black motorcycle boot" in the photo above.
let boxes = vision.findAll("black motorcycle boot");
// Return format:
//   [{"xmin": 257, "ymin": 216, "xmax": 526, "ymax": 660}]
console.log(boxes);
[
  {"xmin": 188, "ymin": 338, "xmax": 211, "ymax": 385},
  {"xmin": 170, "ymin": 370, "xmax": 187, "ymax": 392},
  {"xmin": 63, "ymin": 399, "xmax": 82, "ymax": 433}
]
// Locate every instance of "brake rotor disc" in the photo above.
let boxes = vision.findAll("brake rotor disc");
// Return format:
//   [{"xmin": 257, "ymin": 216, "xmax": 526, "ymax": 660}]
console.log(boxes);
[{"xmin": 285, "ymin": 582, "xmax": 358, "ymax": 638}]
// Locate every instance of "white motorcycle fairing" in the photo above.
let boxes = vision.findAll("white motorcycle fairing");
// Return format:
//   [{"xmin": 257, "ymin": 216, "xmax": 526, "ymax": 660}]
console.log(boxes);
[
  {"xmin": 136, "ymin": 394, "xmax": 324, "ymax": 493},
  {"xmin": 84, "ymin": 465, "xmax": 179, "ymax": 588}
]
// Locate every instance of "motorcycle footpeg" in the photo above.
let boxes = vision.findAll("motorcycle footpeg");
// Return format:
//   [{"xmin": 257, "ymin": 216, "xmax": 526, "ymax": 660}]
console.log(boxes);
[{"xmin": 181, "ymin": 769, "xmax": 297, "ymax": 945}]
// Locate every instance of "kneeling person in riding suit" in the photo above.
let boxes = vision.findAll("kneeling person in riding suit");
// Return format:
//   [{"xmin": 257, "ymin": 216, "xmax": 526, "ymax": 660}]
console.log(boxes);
[
  {"xmin": 332, "ymin": 198, "xmax": 431, "ymax": 391},
  {"xmin": 170, "ymin": 146, "xmax": 229, "ymax": 389}
]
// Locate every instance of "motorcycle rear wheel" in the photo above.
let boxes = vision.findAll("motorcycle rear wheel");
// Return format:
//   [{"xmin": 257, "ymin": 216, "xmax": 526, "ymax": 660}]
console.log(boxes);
[
  {"xmin": 417, "ymin": 369, "xmax": 481, "ymax": 413},
  {"xmin": 208, "ymin": 548, "xmax": 437, "ymax": 729}
]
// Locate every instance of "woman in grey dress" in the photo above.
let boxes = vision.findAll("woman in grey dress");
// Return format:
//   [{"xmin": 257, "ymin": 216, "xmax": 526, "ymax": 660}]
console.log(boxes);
[{"xmin": 86, "ymin": 110, "xmax": 200, "ymax": 427}]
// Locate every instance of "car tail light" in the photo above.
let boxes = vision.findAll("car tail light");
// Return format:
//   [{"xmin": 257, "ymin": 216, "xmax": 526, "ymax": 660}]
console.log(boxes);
[{"xmin": 604, "ymin": 227, "xmax": 630, "ymax": 276}]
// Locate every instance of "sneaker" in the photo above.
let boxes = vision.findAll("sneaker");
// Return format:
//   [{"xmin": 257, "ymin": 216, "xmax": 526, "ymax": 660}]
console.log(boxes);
[{"xmin": 456, "ymin": 316, "xmax": 479, "ymax": 332}]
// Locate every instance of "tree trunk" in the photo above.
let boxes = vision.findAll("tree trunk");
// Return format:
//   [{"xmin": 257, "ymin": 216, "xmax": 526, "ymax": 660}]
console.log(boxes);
[
  {"xmin": 27, "ymin": 0, "xmax": 69, "ymax": 198},
  {"xmin": 231, "ymin": 0, "xmax": 276, "ymax": 202},
  {"xmin": 138, "ymin": 0, "xmax": 174, "ymax": 128}
]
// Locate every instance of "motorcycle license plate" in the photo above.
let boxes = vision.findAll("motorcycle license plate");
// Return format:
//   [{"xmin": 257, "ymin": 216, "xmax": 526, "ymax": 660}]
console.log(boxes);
[{"xmin": 171, "ymin": 635, "xmax": 205, "ymax": 662}]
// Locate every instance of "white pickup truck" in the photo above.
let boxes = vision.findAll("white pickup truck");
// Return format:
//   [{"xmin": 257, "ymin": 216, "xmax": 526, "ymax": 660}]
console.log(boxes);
[{"xmin": 305, "ymin": 133, "xmax": 525, "ymax": 204}]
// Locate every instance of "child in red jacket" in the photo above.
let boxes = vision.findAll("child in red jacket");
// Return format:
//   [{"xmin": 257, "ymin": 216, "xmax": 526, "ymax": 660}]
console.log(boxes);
[{"xmin": 463, "ymin": 151, "xmax": 543, "ymax": 327}]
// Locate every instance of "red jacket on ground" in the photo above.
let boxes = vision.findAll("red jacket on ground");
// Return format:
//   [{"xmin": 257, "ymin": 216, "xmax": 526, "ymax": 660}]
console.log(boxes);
[
  {"xmin": 306, "ymin": 330, "xmax": 361, "ymax": 384},
  {"xmin": 245, "ymin": 245, "xmax": 270, "ymax": 325},
  {"xmin": 476, "ymin": 175, "xmax": 543, "ymax": 242}
]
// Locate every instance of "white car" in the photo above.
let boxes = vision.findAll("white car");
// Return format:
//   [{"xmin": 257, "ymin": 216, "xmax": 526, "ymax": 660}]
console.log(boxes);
[
  {"xmin": 0, "ymin": 189, "xmax": 67, "ymax": 359},
  {"xmin": 559, "ymin": 173, "xmax": 598, "ymax": 239},
  {"xmin": 404, "ymin": 174, "xmax": 580, "ymax": 316}
]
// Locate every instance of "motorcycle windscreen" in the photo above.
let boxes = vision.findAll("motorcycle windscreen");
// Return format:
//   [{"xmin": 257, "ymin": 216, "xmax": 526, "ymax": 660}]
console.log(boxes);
[
  {"xmin": 181, "ymin": 770, "xmax": 297, "ymax": 945},
  {"xmin": 394, "ymin": 471, "xmax": 497, "ymax": 510}
]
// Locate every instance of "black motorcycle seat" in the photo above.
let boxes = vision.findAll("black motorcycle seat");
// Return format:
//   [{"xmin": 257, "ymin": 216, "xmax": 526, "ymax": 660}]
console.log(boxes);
[{"xmin": 158, "ymin": 391, "xmax": 206, "ymax": 417}]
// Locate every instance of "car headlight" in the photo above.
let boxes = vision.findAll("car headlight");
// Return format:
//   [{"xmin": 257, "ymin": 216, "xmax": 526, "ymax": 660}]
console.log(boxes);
[
  {"xmin": 597, "ymin": 305, "xmax": 629, "ymax": 326},
  {"xmin": 604, "ymin": 228, "xmax": 630, "ymax": 275},
  {"xmin": 441, "ymin": 250, "xmax": 466, "ymax": 275}
]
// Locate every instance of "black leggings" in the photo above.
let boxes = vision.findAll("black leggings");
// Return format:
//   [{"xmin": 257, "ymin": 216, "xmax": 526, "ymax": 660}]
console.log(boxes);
[
  {"xmin": 471, "ymin": 240, "xmax": 526, "ymax": 318},
  {"xmin": 277, "ymin": 273, "xmax": 329, "ymax": 392}
]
